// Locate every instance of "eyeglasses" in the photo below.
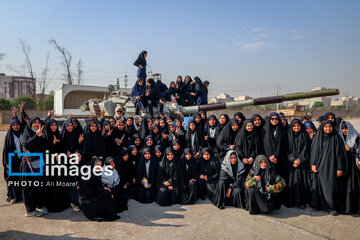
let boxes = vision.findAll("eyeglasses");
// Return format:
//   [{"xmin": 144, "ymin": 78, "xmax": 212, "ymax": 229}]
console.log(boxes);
[
  {"xmin": 271, "ymin": 118, "xmax": 279, "ymax": 121},
  {"xmin": 117, "ymin": 110, "xmax": 123, "ymax": 113}
]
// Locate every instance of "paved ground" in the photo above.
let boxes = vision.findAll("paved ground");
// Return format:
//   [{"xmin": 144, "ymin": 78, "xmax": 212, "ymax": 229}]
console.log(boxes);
[{"xmin": 1, "ymin": 120, "xmax": 360, "ymax": 240}]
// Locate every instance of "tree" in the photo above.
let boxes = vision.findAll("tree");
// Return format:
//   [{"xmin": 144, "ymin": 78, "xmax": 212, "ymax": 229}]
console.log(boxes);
[
  {"xmin": 7, "ymin": 40, "xmax": 52, "ymax": 108},
  {"xmin": 14, "ymin": 96, "xmax": 36, "ymax": 110},
  {"xmin": 76, "ymin": 58, "xmax": 83, "ymax": 85},
  {"xmin": 0, "ymin": 98, "xmax": 11, "ymax": 110},
  {"xmin": 39, "ymin": 92, "xmax": 54, "ymax": 110},
  {"xmin": 49, "ymin": 38, "xmax": 73, "ymax": 85},
  {"xmin": 311, "ymin": 101, "xmax": 324, "ymax": 109}
]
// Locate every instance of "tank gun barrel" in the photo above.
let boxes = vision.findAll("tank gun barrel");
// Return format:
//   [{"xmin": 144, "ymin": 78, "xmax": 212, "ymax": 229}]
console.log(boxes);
[{"xmin": 182, "ymin": 88, "xmax": 340, "ymax": 114}]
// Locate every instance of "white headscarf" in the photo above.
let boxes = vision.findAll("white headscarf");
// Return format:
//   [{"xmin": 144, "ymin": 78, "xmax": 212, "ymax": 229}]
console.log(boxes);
[{"xmin": 339, "ymin": 120, "xmax": 359, "ymax": 148}]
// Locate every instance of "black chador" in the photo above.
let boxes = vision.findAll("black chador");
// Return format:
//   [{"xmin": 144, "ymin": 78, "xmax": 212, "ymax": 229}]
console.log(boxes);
[
  {"xmin": 79, "ymin": 158, "xmax": 119, "ymax": 221},
  {"xmin": 310, "ymin": 120, "xmax": 346, "ymax": 214},
  {"xmin": 234, "ymin": 119, "xmax": 257, "ymax": 176},
  {"xmin": 217, "ymin": 118, "xmax": 240, "ymax": 161},
  {"xmin": 197, "ymin": 148, "xmax": 220, "ymax": 200},
  {"xmin": 179, "ymin": 148, "xmax": 198, "ymax": 205},
  {"xmin": 339, "ymin": 120, "xmax": 360, "ymax": 214},
  {"xmin": 156, "ymin": 148, "xmax": 181, "ymax": 206},
  {"xmin": 285, "ymin": 119, "xmax": 310, "ymax": 208},
  {"xmin": 212, "ymin": 150, "xmax": 246, "ymax": 209},
  {"xmin": 136, "ymin": 148, "xmax": 159, "ymax": 203}
]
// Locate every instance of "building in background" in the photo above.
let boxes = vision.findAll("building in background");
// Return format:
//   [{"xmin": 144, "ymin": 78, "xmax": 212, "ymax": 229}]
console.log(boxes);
[
  {"xmin": 331, "ymin": 96, "xmax": 360, "ymax": 106},
  {"xmin": 209, "ymin": 93, "xmax": 234, "ymax": 103},
  {"xmin": 234, "ymin": 95, "xmax": 252, "ymax": 101},
  {"xmin": 0, "ymin": 73, "xmax": 36, "ymax": 98}
]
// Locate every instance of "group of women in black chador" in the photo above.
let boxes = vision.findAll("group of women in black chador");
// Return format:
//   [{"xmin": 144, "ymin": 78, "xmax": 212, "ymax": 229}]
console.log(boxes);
[
  {"xmin": 131, "ymin": 51, "xmax": 210, "ymax": 117},
  {"xmin": 3, "ymin": 100, "xmax": 360, "ymax": 220},
  {"xmin": 2, "ymin": 53, "xmax": 359, "ymax": 220}
]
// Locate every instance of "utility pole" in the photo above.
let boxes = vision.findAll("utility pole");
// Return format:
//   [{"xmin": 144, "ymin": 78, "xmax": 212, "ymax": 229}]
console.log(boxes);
[
  {"xmin": 344, "ymin": 91, "xmax": 349, "ymax": 110},
  {"xmin": 124, "ymin": 75, "xmax": 128, "ymax": 88},
  {"xmin": 275, "ymin": 83, "xmax": 280, "ymax": 111}
]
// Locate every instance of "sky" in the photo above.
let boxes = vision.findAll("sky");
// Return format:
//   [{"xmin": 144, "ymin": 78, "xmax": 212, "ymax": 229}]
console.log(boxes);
[{"xmin": 0, "ymin": 0, "xmax": 359, "ymax": 99}]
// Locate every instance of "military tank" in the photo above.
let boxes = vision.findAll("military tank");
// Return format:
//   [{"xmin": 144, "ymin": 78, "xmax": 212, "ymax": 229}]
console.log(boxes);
[{"xmin": 80, "ymin": 84, "xmax": 340, "ymax": 118}]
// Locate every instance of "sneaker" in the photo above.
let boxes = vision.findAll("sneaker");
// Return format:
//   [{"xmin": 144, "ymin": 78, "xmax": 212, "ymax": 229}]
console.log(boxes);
[
  {"xmin": 9, "ymin": 199, "xmax": 17, "ymax": 205},
  {"xmin": 70, "ymin": 203, "xmax": 80, "ymax": 212},
  {"xmin": 25, "ymin": 210, "xmax": 44, "ymax": 217},
  {"xmin": 36, "ymin": 207, "xmax": 49, "ymax": 215},
  {"xmin": 330, "ymin": 210, "xmax": 338, "ymax": 216}
]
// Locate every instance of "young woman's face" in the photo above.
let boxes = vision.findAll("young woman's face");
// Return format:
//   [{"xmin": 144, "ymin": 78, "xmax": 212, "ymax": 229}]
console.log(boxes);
[
  {"xmin": 231, "ymin": 123, "xmax": 239, "ymax": 132},
  {"xmin": 167, "ymin": 152, "xmax": 174, "ymax": 161},
  {"xmin": 155, "ymin": 150, "xmax": 162, "ymax": 158},
  {"xmin": 177, "ymin": 76, "xmax": 182, "ymax": 82},
  {"xmin": 146, "ymin": 138, "xmax": 153, "ymax": 146},
  {"xmin": 253, "ymin": 116, "xmax": 261, "ymax": 127},
  {"xmin": 109, "ymin": 119, "xmax": 115, "ymax": 127},
  {"xmin": 292, "ymin": 123, "xmax": 301, "ymax": 133},
  {"xmin": 323, "ymin": 123, "xmax": 333, "ymax": 134},
  {"xmin": 131, "ymin": 148, "xmax": 138, "ymax": 156},
  {"xmin": 245, "ymin": 122, "xmax": 253, "ymax": 132},
  {"xmin": 90, "ymin": 123, "xmax": 97, "ymax": 133},
  {"xmin": 235, "ymin": 116, "xmax": 242, "ymax": 124},
  {"xmin": 203, "ymin": 152, "xmax": 211, "ymax": 161},
  {"xmin": 72, "ymin": 120, "xmax": 78, "ymax": 128},
  {"xmin": 166, "ymin": 118, "xmax": 172, "ymax": 124},
  {"xmin": 342, "ymin": 127, "xmax": 348, "ymax": 136},
  {"xmin": 173, "ymin": 142, "xmax": 180, "ymax": 151},
  {"xmin": 189, "ymin": 123, "xmax": 196, "ymax": 131},
  {"xmin": 185, "ymin": 153, "xmax": 192, "ymax": 160},
  {"xmin": 32, "ymin": 119, "xmax": 40, "ymax": 131},
  {"xmin": 143, "ymin": 52, "xmax": 147, "ymax": 58},
  {"xmin": 147, "ymin": 80, "xmax": 152, "ymax": 87},
  {"xmin": 109, "ymin": 161, "xmax": 116, "ymax": 169},
  {"xmin": 260, "ymin": 159, "xmax": 267, "ymax": 169},
  {"xmin": 270, "ymin": 115, "xmax": 279, "ymax": 126},
  {"xmin": 327, "ymin": 114, "xmax": 335, "ymax": 122},
  {"xmin": 154, "ymin": 119, "xmax": 159, "ymax": 125},
  {"xmin": 208, "ymin": 118, "xmax": 216, "ymax": 127},
  {"xmin": 281, "ymin": 117, "xmax": 287, "ymax": 126},
  {"xmin": 171, "ymin": 82, "xmax": 175, "ymax": 88},
  {"xmin": 306, "ymin": 126, "xmax": 314, "ymax": 135},
  {"xmin": 195, "ymin": 116, "xmax": 201, "ymax": 123},
  {"xmin": 159, "ymin": 120, "xmax": 165, "ymax": 128},
  {"xmin": 230, "ymin": 153, "xmax": 238, "ymax": 165},
  {"xmin": 104, "ymin": 124, "xmax": 110, "ymax": 131},
  {"xmin": 153, "ymin": 126, "xmax": 159, "ymax": 133},
  {"xmin": 127, "ymin": 119, "xmax": 133, "ymax": 126},
  {"xmin": 200, "ymin": 112, "xmax": 206, "ymax": 119},
  {"xmin": 94, "ymin": 160, "xmax": 103, "ymax": 172},
  {"xmin": 219, "ymin": 115, "xmax": 227, "ymax": 125},
  {"xmin": 135, "ymin": 138, "xmax": 141, "ymax": 146},
  {"xmin": 144, "ymin": 151, "xmax": 151, "ymax": 160},
  {"xmin": 169, "ymin": 124, "xmax": 175, "ymax": 132},
  {"xmin": 12, "ymin": 122, "xmax": 21, "ymax": 131},
  {"xmin": 148, "ymin": 119, "xmax": 153, "ymax": 125},
  {"xmin": 175, "ymin": 119, "xmax": 181, "ymax": 127},
  {"xmin": 135, "ymin": 117, "xmax": 140, "ymax": 124},
  {"xmin": 66, "ymin": 122, "xmax": 74, "ymax": 132},
  {"xmin": 138, "ymin": 80, "xmax": 144, "ymax": 86},
  {"xmin": 50, "ymin": 122, "xmax": 58, "ymax": 132},
  {"xmin": 123, "ymin": 154, "xmax": 129, "ymax": 161},
  {"xmin": 118, "ymin": 122, "xmax": 125, "ymax": 130}
]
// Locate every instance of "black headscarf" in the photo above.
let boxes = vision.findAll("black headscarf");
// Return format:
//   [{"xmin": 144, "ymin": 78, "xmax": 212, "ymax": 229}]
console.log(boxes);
[
  {"xmin": 185, "ymin": 120, "xmax": 204, "ymax": 153},
  {"xmin": 234, "ymin": 119, "xmax": 256, "ymax": 160},
  {"xmin": 157, "ymin": 147, "xmax": 181, "ymax": 188},
  {"xmin": 133, "ymin": 51, "xmax": 147, "ymax": 67},
  {"xmin": 82, "ymin": 120, "xmax": 105, "ymax": 163},
  {"xmin": 61, "ymin": 119, "xmax": 79, "ymax": 154},
  {"xmin": 287, "ymin": 119, "xmax": 310, "ymax": 163},
  {"xmin": 262, "ymin": 113, "xmax": 282, "ymax": 158},
  {"xmin": 197, "ymin": 148, "xmax": 220, "ymax": 183},
  {"xmin": 136, "ymin": 148, "xmax": 159, "ymax": 185},
  {"xmin": 216, "ymin": 118, "xmax": 239, "ymax": 159}
]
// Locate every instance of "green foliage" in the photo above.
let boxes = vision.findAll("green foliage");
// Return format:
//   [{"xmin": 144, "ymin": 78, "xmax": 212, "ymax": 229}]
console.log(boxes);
[
  {"xmin": 0, "ymin": 98, "xmax": 12, "ymax": 110},
  {"xmin": 38, "ymin": 93, "xmax": 54, "ymax": 110},
  {"xmin": 311, "ymin": 101, "xmax": 324, "ymax": 109},
  {"xmin": 14, "ymin": 96, "xmax": 36, "ymax": 110}
]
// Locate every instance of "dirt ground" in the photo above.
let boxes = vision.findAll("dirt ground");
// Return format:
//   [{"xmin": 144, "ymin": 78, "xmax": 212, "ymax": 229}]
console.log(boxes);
[{"xmin": 0, "ymin": 120, "xmax": 360, "ymax": 240}]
